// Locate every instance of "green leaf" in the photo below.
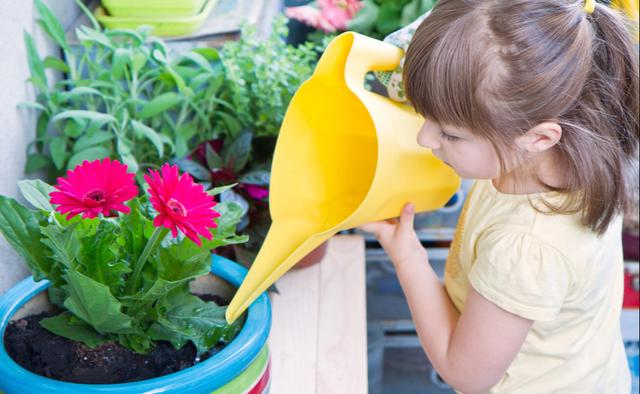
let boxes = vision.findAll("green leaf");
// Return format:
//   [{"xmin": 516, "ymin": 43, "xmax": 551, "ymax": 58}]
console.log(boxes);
[
  {"xmin": 61, "ymin": 87, "xmax": 105, "ymax": 102},
  {"xmin": 119, "ymin": 152, "xmax": 139, "ymax": 174},
  {"xmin": 139, "ymin": 92, "xmax": 182, "ymax": 120},
  {"xmin": 131, "ymin": 120, "xmax": 164, "ymax": 158},
  {"xmin": 112, "ymin": 47, "xmax": 131, "ymax": 80},
  {"xmin": 63, "ymin": 269, "xmax": 135, "ymax": 335},
  {"xmin": 40, "ymin": 224, "xmax": 81, "ymax": 270},
  {"xmin": 205, "ymin": 143, "xmax": 223, "ymax": 169},
  {"xmin": 52, "ymin": 110, "xmax": 116, "ymax": 126},
  {"xmin": 74, "ymin": 0, "xmax": 101, "ymax": 31},
  {"xmin": 217, "ymin": 112, "xmax": 242, "ymax": 135},
  {"xmin": 17, "ymin": 101, "xmax": 47, "ymax": 112},
  {"xmin": 0, "ymin": 196, "xmax": 51, "ymax": 280},
  {"xmin": 43, "ymin": 56, "xmax": 69, "ymax": 73},
  {"xmin": 224, "ymin": 132, "xmax": 252, "ymax": 173},
  {"xmin": 63, "ymin": 118, "xmax": 85, "ymax": 138},
  {"xmin": 239, "ymin": 170, "xmax": 270, "ymax": 186},
  {"xmin": 73, "ymin": 131, "xmax": 114, "ymax": 153},
  {"xmin": 78, "ymin": 221, "xmax": 129, "ymax": 295},
  {"xmin": 25, "ymin": 153, "xmax": 51, "ymax": 173},
  {"xmin": 35, "ymin": 0, "xmax": 70, "ymax": 52},
  {"xmin": 67, "ymin": 146, "xmax": 110, "ymax": 169},
  {"xmin": 209, "ymin": 201, "xmax": 247, "ymax": 241},
  {"xmin": 119, "ymin": 199, "xmax": 148, "ymax": 260},
  {"xmin": 178, "ymin": 51, "xmax": 214, "ymax": 73},
  {"xmin": 75, "ymin": 26, "xmax": 113, "ymax": 48},
  {"xmin": 50, "ymin": 137, "xmax": 67, "ymax": 170},
  {"xmin": 23, "ymin": 32, "xmax": 47, "ymax": 92},
  {"xmin": 219, "ymin": 189, "xmax": 249, "ymax": 217},
  {"xmin": 192, "ymin": 47, "xmax": 220, "ymax": 61},
  {"xmin": 150, "ymin": 290, "xmax": 242, "ymax": 353},
  {"xmin": 172, "ymin": 158, "xmax": 211, "ymax": 181},
  {"xmin": 18, "ymin": 179, "xmax": 54, "ymax": 211},
  {"xmin": 207, "ymin": 183, "xmax": 237, "ymax": 196},
  {"xmin": 41, "ymin": 312, "xmax": 110, "ymax": 348}
]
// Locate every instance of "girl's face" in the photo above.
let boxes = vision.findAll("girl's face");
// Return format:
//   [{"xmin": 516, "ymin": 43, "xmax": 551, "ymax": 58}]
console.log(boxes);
[{"xmin": 417, "ymin": 117, "xmax": 501, "ymax": 179}]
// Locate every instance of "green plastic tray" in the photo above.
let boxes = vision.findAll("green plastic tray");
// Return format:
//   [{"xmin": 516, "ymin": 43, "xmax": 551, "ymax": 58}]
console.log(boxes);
[
  {"xmin": 95, "ymin": 0, "xmax": 217, "ymax": 37},
  {"xmin": 101, "ymin": 0, "xmax": 206, "ymax": 18}
]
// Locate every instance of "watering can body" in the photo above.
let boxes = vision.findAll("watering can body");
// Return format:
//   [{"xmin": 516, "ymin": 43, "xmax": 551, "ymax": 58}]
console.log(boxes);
[{"xmin": 226, "ymin": 32, "xmax": 460, "ymax": 323}]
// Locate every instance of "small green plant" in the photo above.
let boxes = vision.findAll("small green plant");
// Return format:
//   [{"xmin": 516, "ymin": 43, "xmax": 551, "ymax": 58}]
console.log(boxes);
[
  {"xmin": 219, "ymin": 16, "xmax": 321, "ymax": 137},
  {"xmin": 23, "ymin": 0, "xmax": 234, "ymax": 179},
  {"xmin": 0, "ymin": 159, "xmax": 247, "ymax": 354}
]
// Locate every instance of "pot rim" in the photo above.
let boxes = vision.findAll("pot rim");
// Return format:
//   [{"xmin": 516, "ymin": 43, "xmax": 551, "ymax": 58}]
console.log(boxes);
[{"xmin": 0, "ymin": 255, "xmax": 271, "ymax": 393}]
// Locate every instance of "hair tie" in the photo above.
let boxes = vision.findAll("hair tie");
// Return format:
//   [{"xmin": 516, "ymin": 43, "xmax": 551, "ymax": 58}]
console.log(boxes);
[{"xmin": 584, "ymin": 0, "xmax": 596, "ymax": 14}]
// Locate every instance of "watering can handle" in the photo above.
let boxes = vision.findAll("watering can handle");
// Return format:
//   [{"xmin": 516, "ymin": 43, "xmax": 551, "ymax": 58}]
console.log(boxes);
[{"xmin": 313, "ymin": 32, "xmax": 405, "ymax": 89}]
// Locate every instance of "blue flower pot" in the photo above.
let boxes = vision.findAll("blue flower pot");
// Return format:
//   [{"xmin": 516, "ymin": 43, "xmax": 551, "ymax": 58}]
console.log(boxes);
[{"xmin": 0, "ymin": 256, "xmax": 271, "ymax": 393}]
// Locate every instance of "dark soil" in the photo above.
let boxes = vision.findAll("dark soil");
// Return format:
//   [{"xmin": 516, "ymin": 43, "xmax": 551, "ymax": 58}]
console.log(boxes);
[{"xmin": 3, "ymin": 294, "xmax": 228, "ymax": 384}]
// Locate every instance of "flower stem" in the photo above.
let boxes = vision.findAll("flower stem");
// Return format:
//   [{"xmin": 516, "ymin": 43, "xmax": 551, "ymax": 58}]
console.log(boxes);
[{"xmin": 126, "ymin": 226, "xmax": 169, "ymax": 295}]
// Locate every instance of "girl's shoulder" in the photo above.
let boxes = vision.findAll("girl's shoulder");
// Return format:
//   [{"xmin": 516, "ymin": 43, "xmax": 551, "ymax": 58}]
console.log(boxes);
[{"xmin": 467, "ymin": 179, "xmax": 622, "ymax": 268}]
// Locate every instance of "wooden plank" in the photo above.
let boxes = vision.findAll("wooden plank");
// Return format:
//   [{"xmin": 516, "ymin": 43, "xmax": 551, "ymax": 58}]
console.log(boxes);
[
  {"xmin": 316, "ymin": 235, "xmax": 368, "ymax": 394},
  {"xmin": 269, "ymin": 235, "xmax": 368, "ymax": 394},
  {"xmin": 269, "ymin": 260, "xmax": 321, "ymax": 394}
]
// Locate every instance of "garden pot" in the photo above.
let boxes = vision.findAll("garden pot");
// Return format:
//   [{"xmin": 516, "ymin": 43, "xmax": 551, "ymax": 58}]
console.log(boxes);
[
  {"xmin": 0, "ymin": 256, "xmax": 271, "ymax": 393},
  {"xmin": 101, "ymin": 0, "xmax": 209, "ymax": 18},
  {"xmin": 95, "ymin": 0, "xmax": 218, "ymax": 37},
  {"xmin": 293, "ymin": 241, "xmax": 328, "ymax": 269}
]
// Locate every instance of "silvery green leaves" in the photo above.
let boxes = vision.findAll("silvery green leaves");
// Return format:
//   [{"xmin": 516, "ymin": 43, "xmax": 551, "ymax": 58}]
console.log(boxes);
[{"xmin": 22, "ymin": 1, "xmax": 236, "ymax": 177}]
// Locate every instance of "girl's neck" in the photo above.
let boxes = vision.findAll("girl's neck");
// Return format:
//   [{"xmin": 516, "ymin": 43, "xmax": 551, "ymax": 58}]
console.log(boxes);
[{"xmin": 493, "ymin": 150, "xmax": 567, "ymax": 195}]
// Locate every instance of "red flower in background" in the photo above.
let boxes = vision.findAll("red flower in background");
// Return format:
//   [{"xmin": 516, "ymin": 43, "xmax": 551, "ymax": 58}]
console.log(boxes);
[
  {"xmin": 145, "ymin": 164, "xmax": 219, "ymax": 246},
  {"xmin": 286, "ymin": 0, "xmax": 363, "ymax": 32},
  {"xmin": 50, "ymin": 158, "xmax": 138, "ymax": 219}
]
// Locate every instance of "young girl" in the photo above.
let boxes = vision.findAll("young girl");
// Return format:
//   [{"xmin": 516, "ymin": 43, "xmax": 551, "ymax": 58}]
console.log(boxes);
[{"xmin": 361, "ymin": 0, "xmax": 639, "ymax": 392}]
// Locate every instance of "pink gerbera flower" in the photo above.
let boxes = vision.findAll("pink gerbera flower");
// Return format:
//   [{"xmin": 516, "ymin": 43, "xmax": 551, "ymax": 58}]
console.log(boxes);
[
  {"xmin": 50, "ymin": 158, "xmax": 138, "ymax": 220},
  {"xmin": 145, "ymin": 164, "xmax": 220, "ymax": 246}
]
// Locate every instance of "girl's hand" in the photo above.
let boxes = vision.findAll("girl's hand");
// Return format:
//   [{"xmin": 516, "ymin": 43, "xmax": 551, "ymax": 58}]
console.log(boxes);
[{"xmin": 359, "ymin": 203, "xmax": 427, "ymax": 268}]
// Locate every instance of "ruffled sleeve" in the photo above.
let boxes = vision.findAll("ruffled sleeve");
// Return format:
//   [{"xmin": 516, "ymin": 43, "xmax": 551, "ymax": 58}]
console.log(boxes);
[{"xmin": 468, "ymin": 231, "xmax": 575, "ymax": 321}]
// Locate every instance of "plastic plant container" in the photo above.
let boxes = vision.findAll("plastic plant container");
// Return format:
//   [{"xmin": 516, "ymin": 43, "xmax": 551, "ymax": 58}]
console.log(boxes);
[
  {"xmin": 101, "ymin": 0, "xmax": 207, "ymax": 18},
  {"xmin": 95, "ymin": 0, "xmax": 218, "ymax": 37},
  {"xmin": 0, "ymin": 256, "xmax": 271, "ymax": 394}
]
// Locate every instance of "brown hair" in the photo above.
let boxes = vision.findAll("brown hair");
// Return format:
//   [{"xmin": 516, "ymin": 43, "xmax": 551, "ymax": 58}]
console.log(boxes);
[{"xmin": 404, "ymin": 0, "xmax": 639, "ymax": 234}]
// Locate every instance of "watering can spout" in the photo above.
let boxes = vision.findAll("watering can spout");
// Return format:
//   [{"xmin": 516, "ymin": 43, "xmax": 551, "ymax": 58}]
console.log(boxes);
[{"xmin": 225, "ymin": 32, "xmax": 460, "ymax": 324}]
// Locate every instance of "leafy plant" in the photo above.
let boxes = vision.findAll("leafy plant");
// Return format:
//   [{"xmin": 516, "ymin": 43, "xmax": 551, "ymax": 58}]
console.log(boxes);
[
  {"xmin": 0, "ymin": 159, "xmax": 247, "ymax": 354},
  {"xmin": 174, "ymin": 132, "xmax": 274, "ymax": 265},
  {"xmin": 23, "ymin": 0, "xmax": 234, "ymax": 179},
  {"xmin": 219, "ymin": 16, "xmax": 321, "ymax": 137},
  {"xmin": 347, "ymin": 0, "xmax": 436, "ymax": 39}
]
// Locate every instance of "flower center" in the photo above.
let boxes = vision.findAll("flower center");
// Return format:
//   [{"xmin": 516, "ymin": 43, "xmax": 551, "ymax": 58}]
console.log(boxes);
[
  {"xmin": 167, "ymin": 198, "xmax": 187, "ymax": 217},
  {"xmin": 82, "ymin": 189, "xmax": 107, "ymax": 206}
]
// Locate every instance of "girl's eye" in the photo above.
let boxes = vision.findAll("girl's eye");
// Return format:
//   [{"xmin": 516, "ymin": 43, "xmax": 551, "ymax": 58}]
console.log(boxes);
[{"xmin": 441, "ymin": 131, "xmax": 460, "ymax": 141}]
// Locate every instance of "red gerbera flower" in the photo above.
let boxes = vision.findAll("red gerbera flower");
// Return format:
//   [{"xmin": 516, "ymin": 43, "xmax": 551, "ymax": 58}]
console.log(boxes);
[
  {"xmin": 50, "ymin": 158, "xmax": 138, "ymax": 220},
  {"xmin": 144, "ymin": 164, "xmax": 219, "ymax": 246}
]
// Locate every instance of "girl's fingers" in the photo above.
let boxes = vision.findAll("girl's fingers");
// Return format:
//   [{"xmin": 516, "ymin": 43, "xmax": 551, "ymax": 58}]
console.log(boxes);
[{"xmin": 398, "ymin": 203, "xmax": 416, "ymax": 234}]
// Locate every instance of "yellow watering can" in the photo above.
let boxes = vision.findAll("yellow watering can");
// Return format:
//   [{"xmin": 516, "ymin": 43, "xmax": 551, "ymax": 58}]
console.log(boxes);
[{"xmin": 225, "ymin": 32, "xmax": 460, "ymax": 323}]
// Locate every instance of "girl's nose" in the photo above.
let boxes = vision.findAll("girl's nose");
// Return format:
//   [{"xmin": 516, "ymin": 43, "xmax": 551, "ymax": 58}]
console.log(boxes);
[{"xmin": 417, "ymin": 123, "xmax": 441, "ymax": 150}]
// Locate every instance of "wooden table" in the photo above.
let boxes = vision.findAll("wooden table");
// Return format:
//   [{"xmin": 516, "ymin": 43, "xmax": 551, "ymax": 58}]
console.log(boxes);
[{"xmin": 269, "ymin": 235, "xmax": 368, "ymax": 394}]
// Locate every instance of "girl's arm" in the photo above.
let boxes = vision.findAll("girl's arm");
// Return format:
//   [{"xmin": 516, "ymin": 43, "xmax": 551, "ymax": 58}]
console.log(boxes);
[{"xmin": 360, "ymin": 204, "xmax": 533, "ymax": 394}]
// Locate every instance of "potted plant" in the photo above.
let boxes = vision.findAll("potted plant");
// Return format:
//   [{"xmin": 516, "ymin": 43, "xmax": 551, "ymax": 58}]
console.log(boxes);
[
  {"xmin": 0, "ymin": 159, "xmax": 271, "ymax": 392},
  {"xmin": 23, "ymin": 0, "xmax": 234, "ymax": 182}
]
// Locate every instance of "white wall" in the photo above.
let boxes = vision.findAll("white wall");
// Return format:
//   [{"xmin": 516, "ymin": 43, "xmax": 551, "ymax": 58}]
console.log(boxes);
[{"xmin": 0, "ymin": 0, "xmax": 81, "ymax": 294}]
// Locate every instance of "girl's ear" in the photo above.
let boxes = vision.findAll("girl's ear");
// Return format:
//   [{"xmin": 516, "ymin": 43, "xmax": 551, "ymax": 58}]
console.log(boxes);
[{"xmin": 515, "ymin": 122, "xmax": 563, "ymax": 153}]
